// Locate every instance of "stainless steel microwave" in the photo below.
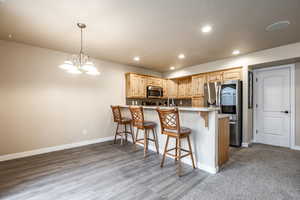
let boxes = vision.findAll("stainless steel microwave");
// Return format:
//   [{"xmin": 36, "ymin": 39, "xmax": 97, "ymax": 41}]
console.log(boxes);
[{"xmin": 147, "ymin": 86, "xmax": 163, "ymax": 98}]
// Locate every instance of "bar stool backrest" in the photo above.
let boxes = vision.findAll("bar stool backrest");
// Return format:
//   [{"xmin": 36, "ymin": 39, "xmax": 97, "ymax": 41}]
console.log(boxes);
[
  {"xmin": 156, "ymin": 108, "xmax": 180, "ymax": 133},
  {"xmin": 111, "ymin": 106, "xmax": 122, "ymax": 123},
  {"xmin": 129, "ymin": 106, "xmax": 145, "ymax": 129}
]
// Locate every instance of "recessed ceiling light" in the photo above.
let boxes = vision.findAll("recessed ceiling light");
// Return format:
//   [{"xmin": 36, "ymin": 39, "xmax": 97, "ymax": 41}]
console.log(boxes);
[
  {"xmin": 232, "ymin": 50, "xmax": 240, "ymax": 55},
  {"xmin": 8, "ymin": 34, "xmax": 12, "ymax": 39},
  {"xmin": 201, "ymin": 25, "xmax": 212, "ymax": 33},
  {"xmin": 133, "ymin": 56, "xmax": 140, "ymax": 62},
  {"xmin": 266, "ymin": 21, "xmax": 290, "ymax": 32},
  {"xmin": 178, "ymin": 54, "xmax": 185, "ymax": 59},
  {"xmin": 170, "ymin": 66, "xmax": 175, "ymax": 70}
]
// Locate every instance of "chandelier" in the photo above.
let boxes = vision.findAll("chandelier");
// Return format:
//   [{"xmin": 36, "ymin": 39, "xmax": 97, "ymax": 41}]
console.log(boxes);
[{"xmin": 59, "ymin": 23, "xmax": 100, "ymax": 75}]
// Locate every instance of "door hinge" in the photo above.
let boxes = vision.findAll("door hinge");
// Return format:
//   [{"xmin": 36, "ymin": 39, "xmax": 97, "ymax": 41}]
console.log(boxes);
[
  {"xmin": 256, "ymin": 129, "xmax": 258, "ymax": 134},
  {"xmin": 256, "ymin": 104, "xmax": 258, "ymax": 108},
  {"xmin": 256, "ymin": 78, "xmax": 258, "ymax": 82}
]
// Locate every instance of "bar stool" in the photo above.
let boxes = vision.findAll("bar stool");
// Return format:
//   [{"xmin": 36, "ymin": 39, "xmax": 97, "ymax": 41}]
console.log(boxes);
[
  {"xmin": 111, "ymin": 106, "xmax": 135, "ymax": 145},
  {"xmin": 129, "ymin": 106, "xmax": 159, "ymax": 157},
  {"xmin": 156, "ymin": 108, "xmax": 195, "ymax": 176}
]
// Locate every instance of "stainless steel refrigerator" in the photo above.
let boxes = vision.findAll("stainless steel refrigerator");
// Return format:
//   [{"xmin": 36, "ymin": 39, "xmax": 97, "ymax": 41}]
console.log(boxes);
[{"xmin": 204, "ymin": 80, "xmax": 243, "ymax": 147}]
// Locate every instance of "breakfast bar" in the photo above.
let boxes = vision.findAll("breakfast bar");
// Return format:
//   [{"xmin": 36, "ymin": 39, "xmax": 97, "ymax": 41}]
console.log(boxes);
[{"xmin": 120, "ymin": 106, "xmax": 228, "ymax": 174}]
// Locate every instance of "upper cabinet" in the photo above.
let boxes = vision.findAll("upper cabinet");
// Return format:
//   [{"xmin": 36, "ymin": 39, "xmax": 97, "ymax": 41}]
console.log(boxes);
[
  {"xmin": 125, "ymin": 67, "xmax": 243, "ymax": 99},
  {"xmin": 167, "ymin": 79, "xmax": 178, "ymax": 98},
  {"xmin": 222, "ymin": 68, "xmax": 242, "ymax": 81},
  {"xmin": 125, "ymin": 73, "xmax": 147, "ymax": 98},
  {"xmin": 192, "ymin": 74, "xmax": 207, "ymax": 97},
  {"xmin": 147, "ymin": 77, "xmax": 163, "ymax": 87},
  {"xmin": 177, "ymin": 77, "xmax": 192, "ymax": 98},
  {"xmin": 162, "ymin": 79, "xmax": 168, "ymax": 98},
  {"xmin": 207, "ymin": 71, "xmax": 223, "ymax": 83}
]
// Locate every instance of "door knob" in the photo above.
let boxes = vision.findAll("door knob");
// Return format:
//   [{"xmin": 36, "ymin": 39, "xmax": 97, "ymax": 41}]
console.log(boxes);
[{"xmin": 280, "ymin": 110, "xmax": 289, "ymax": 114}]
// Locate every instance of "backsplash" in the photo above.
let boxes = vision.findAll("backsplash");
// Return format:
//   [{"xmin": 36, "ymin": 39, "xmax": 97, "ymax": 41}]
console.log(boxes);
[{"xmin": 126, "ymin": 98, "xmax": 192, "ymax": 107}]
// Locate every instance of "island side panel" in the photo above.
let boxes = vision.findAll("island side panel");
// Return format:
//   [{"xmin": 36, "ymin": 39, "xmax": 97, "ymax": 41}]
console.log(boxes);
[{"xmin": 119, "ymin": 107, "xmax": 219, "ymax": 174}]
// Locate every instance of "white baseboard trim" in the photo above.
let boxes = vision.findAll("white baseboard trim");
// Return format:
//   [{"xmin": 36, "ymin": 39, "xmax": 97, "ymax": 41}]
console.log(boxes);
[
  {"xmin": 242, "ymin": 142, "xmax": 251, "ymax": 148},
  {"xmin": 134, "ymin": 139, "xmax": 219, "ymax": 174},
  {"xmin": 0, "ymin": 136, "xmax": 114, "ymax": 162},
  {"xmin": 291, "ymin": 145, "xmax": 300, "ymax": 151},
  {"xmin": 197, "ymin": 162, "xmax": 219, "ymax": 174}
]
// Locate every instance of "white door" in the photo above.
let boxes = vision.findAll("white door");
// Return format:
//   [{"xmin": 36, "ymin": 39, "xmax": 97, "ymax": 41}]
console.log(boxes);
[{"xmin": 255, "ymin": 67, "xmax": 291, "ymax": 147}]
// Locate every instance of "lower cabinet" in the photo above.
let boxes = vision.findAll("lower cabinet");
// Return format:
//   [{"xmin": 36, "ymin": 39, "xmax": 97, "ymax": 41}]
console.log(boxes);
[{"xmin": 218, "ymin": 117, "xmax": 230, "ymax": 166}]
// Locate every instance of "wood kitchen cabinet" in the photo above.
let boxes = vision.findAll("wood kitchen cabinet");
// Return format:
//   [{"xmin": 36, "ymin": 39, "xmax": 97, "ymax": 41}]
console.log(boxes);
[
  {"xmin": 218, "ymin": 117, "xmax": 230, "ymax": 166},
  {"xmin": 177, "ymin": 77, "xmax": 192, "ymax": 98},
  {"xmin": 162, "ymin": 79, "xmax": 168, "ymax": 98},
  {"xmin": 166, "ymin": 79, "xmax": 178, "ymax": 98},
  {"xmin": 207, "ymin": 71, "xmax": 223, "ymax": 83},
  {"xmin": 125, "ymin": 66, "xmax": 243, "ymax": 100},
  {"xmin": 125, "ymin": 73, "xmax": 147, "ymax": 98},
  {"xmin": 223, "ymin": 68, "xmax": 243, "ymax": 81},
  {"xmin": 192, "ymin": 74, "xmax": 207, "ymax": 97},
  {"xmin": 147, "ymin": 77, "xmax": 163, "ymax": 87},
  {"xmin": 192, "ymin": 97, "xmax": 204, "ymax": 107}
]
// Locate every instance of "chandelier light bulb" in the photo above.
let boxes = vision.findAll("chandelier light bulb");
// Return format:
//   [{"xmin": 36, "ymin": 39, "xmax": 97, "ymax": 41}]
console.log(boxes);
[
  {"xmin": 81, "ymin": 61, "xmax": 96, "ymax": 72},
  {"xmin": 59, "ymin": 61, "xmax": 76, "ymax": 70},
  {"xmin": 67, "ymin": 68, "xmax": 82, "ymax": 74}
]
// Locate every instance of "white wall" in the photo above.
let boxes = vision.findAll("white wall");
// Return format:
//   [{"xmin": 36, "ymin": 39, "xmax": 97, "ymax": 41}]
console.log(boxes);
[
  {"xmin": 164, "ymin": 42, "xmax": 300, "ymax": 146},
  {"xmin": 0, "ymin": 40, "xmax": 161, "ymax": 155}
]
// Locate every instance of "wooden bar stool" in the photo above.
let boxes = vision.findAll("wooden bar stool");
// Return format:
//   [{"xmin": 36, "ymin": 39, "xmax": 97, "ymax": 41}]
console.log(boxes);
[
  {"xmin": 156, "ymin": 108, "xmax": 195, "ymax": 176},
  {"xmin": 129, "ymin": 106, "xmax": 159, "ymax": 157},
  {"xmin": 111, "ymin": 106, "xmax": 135, "ymax": 145}
]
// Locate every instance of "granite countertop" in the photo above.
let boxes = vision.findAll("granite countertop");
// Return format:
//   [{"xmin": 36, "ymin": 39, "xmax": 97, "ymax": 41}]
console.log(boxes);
[{"xmin": 120, "ymin": 105, "xmax": 220, "ymax": 112}]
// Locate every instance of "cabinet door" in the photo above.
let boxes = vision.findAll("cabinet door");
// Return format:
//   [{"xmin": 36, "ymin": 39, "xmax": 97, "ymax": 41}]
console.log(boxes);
[
  {"xmin": 132, "ymin": 74, "xmax": 140, "ymax": 97},
  {"xmin": 223, "ymin": 68, "xmax": 242, "ymax": 81},
  {"xmin": 177, "ymin": 79, "xmax": 185, "ymax": 98},
  {"xmin": 207, "ymin": 72, "xmax": 223, "ymax": 82},
  {"xmin": 192, "ymin": 74, "xmax": 206, "ymax": 97},
  {"xmin": 147, "ymin": 77, "xmax": 163, "ymax": 87},
  {"xmin": 125, "ymin": 74, "xmax": 146, "ymax": 98},
  {"xmin": 192, "ymin": 97, "xmax": 204, "ymax": 107},
  {"xmin": 162, "ymin": 79, "xmax": 168, "ymax": 98},
  {"xmin": 167, "ymin": 79, "xmax": 178, "ymax": 98},
  {"xmin": 218, "ymin": 117, "xmax": 230, "ymax": 166},
  {"xmin": 177, "ymin": 78, "xmax": 192, "ymax": 98}
]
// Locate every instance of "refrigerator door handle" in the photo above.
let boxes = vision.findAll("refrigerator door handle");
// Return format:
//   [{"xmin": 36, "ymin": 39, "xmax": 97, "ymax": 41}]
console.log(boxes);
[{"xmin": 217, "ymin": 84, "xmax": 221, "ymax": 107}]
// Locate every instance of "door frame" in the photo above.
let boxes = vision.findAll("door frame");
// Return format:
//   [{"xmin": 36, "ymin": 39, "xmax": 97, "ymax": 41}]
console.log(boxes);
[{"xmin": 253, "ymin": 64, "xmax": 296, "ymax": 149}]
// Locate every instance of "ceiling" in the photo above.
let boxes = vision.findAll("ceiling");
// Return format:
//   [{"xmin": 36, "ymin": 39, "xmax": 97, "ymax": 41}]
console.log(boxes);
[{"xmin": 0, "ymin": 0, "xmax": 300, "ymax": 72}]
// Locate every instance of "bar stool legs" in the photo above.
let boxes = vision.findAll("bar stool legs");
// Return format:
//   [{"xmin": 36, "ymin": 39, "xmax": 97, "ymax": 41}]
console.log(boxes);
[
  {"xmin": 187, "ymin": 136, "xmax": 196, "ymax": 169},
  {"xmin": 114, "ymin": 123, "xmax": 120, "ymax": 144},
  {"xmin": 160, "ymin": 136, "xmax": 196, "ymax": 176},
  {"xmin": 152, "ymin": 128, "xmax": 159, "ymax": 155},
  {"xmin": 176, "ymin": 137, "xmax": 182, "ymax": 176},
  {"xmin": 135, "ymin": 127, "xmax": 159, "ymax": 157},
  {"xmin": 160, "ymin": 136, "xmax": 169, "ymax": 168},
  {"xmin": 113, "ymin": 122, "xmax": 135, "ymax": 145}
]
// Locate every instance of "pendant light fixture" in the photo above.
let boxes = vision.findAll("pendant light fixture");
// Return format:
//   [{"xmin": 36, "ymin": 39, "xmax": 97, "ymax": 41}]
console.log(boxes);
[{"xmin": 59, "ymin": 23, "xmax": 100, "ymax": 75}]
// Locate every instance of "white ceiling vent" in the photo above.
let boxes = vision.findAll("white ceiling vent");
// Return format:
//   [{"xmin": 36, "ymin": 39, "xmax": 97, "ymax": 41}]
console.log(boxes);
[{"xmin": 266, "ymin": 21, "xmax": 290, "ymax": 32}]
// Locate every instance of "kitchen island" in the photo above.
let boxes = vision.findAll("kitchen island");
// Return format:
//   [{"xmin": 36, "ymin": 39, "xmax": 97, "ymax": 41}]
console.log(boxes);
[{"xmin": 120, "ymin": 106, "xmax": 229, "ymax": 174}]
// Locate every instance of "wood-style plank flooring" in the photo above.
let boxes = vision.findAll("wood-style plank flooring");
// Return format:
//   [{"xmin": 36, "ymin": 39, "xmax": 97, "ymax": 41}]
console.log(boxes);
[{"xmin": 0, "ymin": 141, "xmax": 300, "ymax": 200}]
